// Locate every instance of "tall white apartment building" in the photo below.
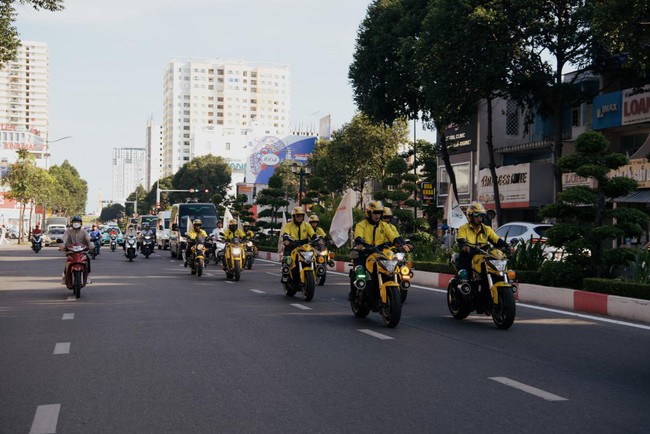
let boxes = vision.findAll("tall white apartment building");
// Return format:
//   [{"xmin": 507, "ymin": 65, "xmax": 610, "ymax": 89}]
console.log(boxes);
[
  {"xmin": 0, "ymin": 41, "xmax": 49, "ymax": 167},
  {"xmin": 145, "ymin": 118, "xmax": 163, "ymax": 190},
  {"xmin": 112, "ymin": 148, "xmax": 146, "ymax": 204},
  {"xmin": 163, "ymin": 58, "xmax": 291, "ymax": 177}
]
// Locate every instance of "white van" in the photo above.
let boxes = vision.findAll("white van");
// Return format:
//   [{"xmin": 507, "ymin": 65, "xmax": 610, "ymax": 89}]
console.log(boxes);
[{"xmin": 156, "ymin": 211, "xmax": 171, "ymax": 250}]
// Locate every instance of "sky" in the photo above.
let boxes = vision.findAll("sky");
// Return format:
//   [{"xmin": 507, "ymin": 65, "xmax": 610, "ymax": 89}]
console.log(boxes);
[{"xmin": 16, "ymin": 0, "xmax": 434, "ymax": 213}]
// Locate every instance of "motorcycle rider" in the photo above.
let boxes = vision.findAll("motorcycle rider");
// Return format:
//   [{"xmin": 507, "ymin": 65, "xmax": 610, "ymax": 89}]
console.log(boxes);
[
  {"xmin": 89, "ymin": 224, "xmax": 103, "ymax": 255},
  {"xmin": 31, "ymin": 223, "xmax": 43, "ymax": 250},
  {"xmin": 350, "ymin": 201, "xmax": 408, "ymax": 300},
  {"xmin": 243, "ymin": 222, "xmax": 256, "ymax": 240},
  {"xmin": 185, "ymin": 218, "xmax": 208, "ymax": 265},
  {"xmin": 381, "ymin": 208, "xmax": 399, "ymax": 235},
  {"xmin": 123, "ymin": 224, "xmax": 138, "ymax": 252},
  {"xmin": 210, "ymin": 220, "xmax": 224, "ymax": 241},
  {"xmin": 140, "ymin": 223, "xmax": 156, "ymax": 253},
  {"xmin": 223, "ymin": 220, "xmax": 245, "ymax": 242},
  {"xmin": 60, "ymin": 215, "xmax": 93, "ymax": 284},
  {"xmin": 456, "ymin": 202, "xmax": 510, "ymax": 282},
  {"xmin": 308, "ymin": 215, "xmax": 330, "ymax": 243},
  {"xmin": 281, "ymin": 207, "xmax": 321, "ymax": 279}
]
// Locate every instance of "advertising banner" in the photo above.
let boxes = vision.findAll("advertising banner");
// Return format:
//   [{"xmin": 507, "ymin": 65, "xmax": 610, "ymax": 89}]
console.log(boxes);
[
  {"xmin": 592, "ymin": 91, "xmax": 622, "ymax": 130},
  {"xmin": 477, "ymin": 164, "xmax": 531, "ymax": 207},
  {"xmin": 246, "ymin": 135, "xmax": 317, "ymax": 184},
  {"xmin": 622, "ymin": 85, "xmax": 650, "ymax": 126}
]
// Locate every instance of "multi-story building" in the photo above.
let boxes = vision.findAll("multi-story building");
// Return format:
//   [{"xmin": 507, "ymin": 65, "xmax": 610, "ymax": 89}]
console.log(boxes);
[
  {"xmin": 145, "ymin": 118, "xmax": 163, "ymax": 190},
  {"xmin": 0, "ymin": 41, "xmax": 49, "ymax": 229},
  {"xmin": 111, "ymin": 148, "xmax": 146, "ymax": 205},
  {"xmin": 162, "ymin": 58, "xmax": 291, "ymax": 177}
]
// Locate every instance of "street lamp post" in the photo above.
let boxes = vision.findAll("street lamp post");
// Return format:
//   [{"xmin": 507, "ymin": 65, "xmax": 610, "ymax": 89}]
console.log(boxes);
[{"xmin": 291, "ymin": 163, "xmax": 312, "ymax": 206}]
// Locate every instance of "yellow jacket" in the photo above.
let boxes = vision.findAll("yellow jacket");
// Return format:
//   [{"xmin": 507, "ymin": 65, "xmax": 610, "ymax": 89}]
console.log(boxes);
[
  {"xmin": 457, "ymin": 222, "xmax": 501, "ymax": 247},
  {"xmin": 188, "ymin": 227, "xmax": 208, "ymax": 241},
  {"xmin": 354, "ymin": 219, "xmax": 399, "ymax": 246},
  {"xmin": 244, "ymin": 230, "xmax": 255, "ymax": 239},
  {"xmin": 314, "ymin": 227, "xmax": 327, "ymax": 239},
  {"xmin": 281, "ymin": 221, "xmax": 315, "ymax": 241},
  {"xmin": 224, "ymin": 228, "xmax": 246, "ymax": 241}
]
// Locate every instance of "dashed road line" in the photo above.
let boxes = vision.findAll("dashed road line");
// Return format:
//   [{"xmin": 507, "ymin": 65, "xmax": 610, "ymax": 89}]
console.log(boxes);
[
  {"xmin": 489, "ymin": 377, "xmax": 569, "ymax": 401},
  {"xmin": 291, "ymin": 303, "xmax": 312, "ymax": 311},
  {"xmin": 66, "ymin": 296, "xmax": 76, "ymax": 301},
  {"xmin": 53, "ymin": 343, "xmax": 70, "ymax": 355},
  {"xmin": 30, "ymin": 404, "xmax": 60, "ymax": 434},
  {"xmin": 265, "ymin": 271, "xmax": 280, "ymax": 277},
  {"xmin": 358, "ymin": 329, "xmax": 394, "ymax": 340},
  {"xmin": 62, "ymin": 313, "xmax": 74, "ymax": 320},
  {"xmin": 250, "ymin": 289, "xmax": 265, "ymax": 294}
]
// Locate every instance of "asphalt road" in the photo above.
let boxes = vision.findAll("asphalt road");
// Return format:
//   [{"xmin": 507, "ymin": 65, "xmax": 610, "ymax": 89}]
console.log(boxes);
[{"xmin": 1, "ymin": 244, "xmax": 650, "ymax": 433}]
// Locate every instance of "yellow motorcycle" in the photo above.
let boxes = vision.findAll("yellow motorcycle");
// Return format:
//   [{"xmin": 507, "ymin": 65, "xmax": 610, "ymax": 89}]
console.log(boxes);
[
  {"xmin": 349, "ymin": 242, "xmax": 404, "ymax": 328},
  {"xmin": 223, "ymin": 237, "xmax": 244, "ymax": 281},
  {"xmin": 281, "ymin": 237, "xmax": 317, "ymax": 301},
  {"xmin": 186, "ymin": 236, "xmax": 207, "ymax": 277},
  {"xmin": 447, "ymin": 244, "xmax": 517, "ymax": 329},
  {"xmin": 314, "ymin": 242, "xmax": 335, "ymax": 286}
]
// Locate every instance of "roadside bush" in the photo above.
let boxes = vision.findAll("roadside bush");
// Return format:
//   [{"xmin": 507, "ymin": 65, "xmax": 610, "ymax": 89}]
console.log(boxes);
[
  {"xmin": 411, "ymin": 261, "xmax": 455, "ymax": 274},
  {"xmin": 514, "ymin": 270, "xmax": 543, "ymax": 284},
  {"xmin": 539, "ymin": 254, "xmax": 590, "ymax": 289},
  {"xmin": 583, "ymin": 278, "xmax": 650, "ymax": 301},
  {"xmin": 509, "ymin": 239, "xmax": 547, "ymax": 271}
]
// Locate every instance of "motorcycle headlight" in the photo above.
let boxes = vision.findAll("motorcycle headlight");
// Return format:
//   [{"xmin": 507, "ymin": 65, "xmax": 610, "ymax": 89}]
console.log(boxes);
[
  {"xmin": 300, "ymin": 251, "xmax": 314, "ymax": 262},
  {"xmin": 395, "ymin": 252, "xmax": 405, "ymax": 262},
  {"xmin": 231, "ymin": 247, "xmax": 241, "ymax": 255},
  {"xmin": 487, "ymin": 259, "xmax": 508, "ymax": 272},
  {"xmin": 197, "ymin": 243, "xmax": 204, "ymax": 250},
  {"xmin": 379, "ymin": 259, "xmax": 398, "ymax": 273},
  {"xmin": 247, "ymin": 241, "xmax": 253, "ymax": 247}
]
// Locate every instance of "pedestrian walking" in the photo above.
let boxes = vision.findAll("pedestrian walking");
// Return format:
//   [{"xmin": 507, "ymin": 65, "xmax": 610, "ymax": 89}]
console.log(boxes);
[{"xmin": 0, "ymin": 225, "xmax": 7, "ymax": 245}]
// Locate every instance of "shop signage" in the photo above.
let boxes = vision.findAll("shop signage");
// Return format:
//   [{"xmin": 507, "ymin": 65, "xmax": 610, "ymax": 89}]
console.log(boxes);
[
  {"xmin": 609, "ymin": 158, "xmax": 650, "ymax": 188},
  {"xmin": 477, "ymin": 164, "xmax": 530, "ymax": 206},
  {"xmin": 592, "ymin": 91, "xmax": 622, "ymax": 130},
  {"xmin": 444, "ymin": 114, "xmax": 477, "ymax": 150},
  {"xmin": 420, "ymin": 181, "xmax": 435, "ymax": 204},
  {"xmin": 622, "ymin": 85, "xmax": 650, "ymax": 126}
]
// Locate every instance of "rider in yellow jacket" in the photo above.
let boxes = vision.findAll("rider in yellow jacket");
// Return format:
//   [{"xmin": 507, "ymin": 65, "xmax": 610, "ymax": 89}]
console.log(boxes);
[
  {"xmin": 308, "ymin": 214, "xmax": 329, "ymax": 241},
  {"xmin": 223, "ymin": 221, "xmax": 246, "ymax": 241},
  {"xmin": 185, "ymin": 219, "xmax": 208, "ymax": 265}
]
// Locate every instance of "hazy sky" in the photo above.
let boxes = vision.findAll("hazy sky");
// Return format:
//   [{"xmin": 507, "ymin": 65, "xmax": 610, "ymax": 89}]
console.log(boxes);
[{"xmin": 16, "ymin": 0, "xmax": 433, "ymax": 212}]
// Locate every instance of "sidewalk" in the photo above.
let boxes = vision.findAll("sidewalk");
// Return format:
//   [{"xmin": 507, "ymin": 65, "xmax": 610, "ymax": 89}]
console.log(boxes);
[
  {"xmin": 257, "ymin": 251, "xmax": 650, "ymax": 326},
  {"xmin": 0, "ymin": 238, "xmax": 21, "ymax": 249}
]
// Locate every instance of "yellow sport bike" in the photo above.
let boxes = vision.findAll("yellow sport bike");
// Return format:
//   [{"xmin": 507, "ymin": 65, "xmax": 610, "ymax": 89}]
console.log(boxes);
[
  {"xmin": 223, "ymin": 237, "xmax": 245, "ymax": 281},
  {"xmin": 281, "ymin": 237, "xmax": 317, "ymax": 301},
  {"xmin": 448, "ymin": 244, "xmax": 517, "ymax": 330},
  {"xmin": 349, "ymin": 242, "xmax": 408, "ymax": 328}
]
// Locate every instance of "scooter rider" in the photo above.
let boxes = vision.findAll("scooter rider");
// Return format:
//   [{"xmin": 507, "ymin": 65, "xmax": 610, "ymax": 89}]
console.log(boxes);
[
  {"xmin": 89, "ymin": 224, "xmax": 103, "ymax": 255},
  {"xmin": 140, "ymin": 223, "xmax": 156, "ymax": 251},
  {"xmin": 31, "ymin": 223, "xmax": 43, "ymax": 249},
  {"xmin": 185, "ymin": 219, "xmax": 208, "ymax": 265},
  {"xmin": 123, "ymin": 224, "xmax": 138, "ymax": 251},
  {"xmin": 60, "ymin": 216, "xmax": 94, "ymax": 284},
  {"xmin": 456, "ymin": 202, "xmax": 509, "ymax": 281},
  {"xmin": 350, "ymin": 201, "xmax": 408, "ymax": 300}
]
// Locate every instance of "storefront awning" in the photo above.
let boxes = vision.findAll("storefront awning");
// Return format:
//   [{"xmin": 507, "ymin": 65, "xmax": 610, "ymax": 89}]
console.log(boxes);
[
  {"xmin": 496, "ymin": 141, "xmax": 553, "ymax": 153},
  {"xmin": 614, "ymin": 189, "xmax": 650, "ymax": 203}
]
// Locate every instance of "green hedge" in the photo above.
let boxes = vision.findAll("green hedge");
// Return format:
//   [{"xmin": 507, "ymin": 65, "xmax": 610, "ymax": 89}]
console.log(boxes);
[
  {"xmin": 583, "ymin": 278, "xmax": 650, "ymax": 301},
  {"xmin": 411, "ymin": 261, "xmax": 455, "ymax": 274},
  {"xmin": 515, "ymin": 270, "xmax": 543, "ymax": 285}
]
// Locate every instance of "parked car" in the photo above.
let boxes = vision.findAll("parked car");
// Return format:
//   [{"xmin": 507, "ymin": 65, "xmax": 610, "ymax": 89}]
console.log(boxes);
[
  {"xmin": 45, "ymin": 226, "xmax": 65, "ymax": 246},
  {"xmin": 495, "ymin": 222, "xmax": 565, "ymax": 260},
  {"xmin": 101, "ymin": 226, "xmax": 124, "ymax": 245}
]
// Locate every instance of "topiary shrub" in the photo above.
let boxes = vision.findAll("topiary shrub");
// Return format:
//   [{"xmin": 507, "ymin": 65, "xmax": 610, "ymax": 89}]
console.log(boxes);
[{"xmin": 538, "ymin": 254, "xmax": 590, "ymax": 289}]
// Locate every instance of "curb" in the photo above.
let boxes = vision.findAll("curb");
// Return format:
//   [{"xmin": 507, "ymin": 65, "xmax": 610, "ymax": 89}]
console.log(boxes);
[{"xmin": 258, "ymin": 251, "xmax": 650, "ymax": 325}]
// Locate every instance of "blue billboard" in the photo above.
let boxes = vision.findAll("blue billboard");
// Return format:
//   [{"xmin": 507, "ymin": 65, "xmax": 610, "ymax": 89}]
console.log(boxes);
[
  {"xmin": 591, "ymin": 91, "xmax": 622, "ymax": 130},
  {"xmin": 246, "ymin": 135, "xmax": 317, "ymax": 184}
]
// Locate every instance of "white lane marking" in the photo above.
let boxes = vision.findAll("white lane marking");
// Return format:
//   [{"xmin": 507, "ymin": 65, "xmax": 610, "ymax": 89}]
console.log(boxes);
[
  {"xmin": 53, "ymin": 342, "xmax": 70, "ymax": 355},
  {"xmin": 358, "ymin": 329, "xmax": 394, "ymax": 340},
  {"xmin": 291, "ymin": 303, "xmax": 312, "ymax": 311},
  {"xmin": 265, "ymin": 271, "xmax": 280, "ymax": 276},
  {"xmin": 30, "ymin": 404, "xmax": 60, "ymax": 434},
  {"xmin": 225, "ymin": 281, "xmax": 234, "ymax": 284},
  {"xmin": 250, "ymin": 289, "xmax": 265, "ymax": 294},
  {"xmin": 489, "ymin": 377, "xmax": 569, "ymax": 402},
  {"xmin": 62, "ymin": 313, "xmax": 74, "ymax": 320},
  {"xmin": 66, "ymin": 296, "xmax": 76, "ymax": 301}
]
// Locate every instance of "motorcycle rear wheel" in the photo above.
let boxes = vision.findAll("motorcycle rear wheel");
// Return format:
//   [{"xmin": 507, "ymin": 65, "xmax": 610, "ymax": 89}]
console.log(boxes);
[
  {"xmin": 73, "ymin": 270, "xmax": 82, "ymax": 299},
  {"xmin": 380, "ymin": 286, "xmax": 402, "ymax": 328},
  {"xmin": 302, "ymin": 271, "xmax": 315, "ymax": 301},
  {"xmin": 447, "ymin": 281, "xmax": 470, "ymax": 320},
  {"xmin": 491, "ymin": 288, "xmax": 516, "ymax": 330}
]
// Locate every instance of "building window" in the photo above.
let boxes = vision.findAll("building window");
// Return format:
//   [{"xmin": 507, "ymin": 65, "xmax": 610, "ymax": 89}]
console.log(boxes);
[
  {"xmin": 506, "ymin": 100, "xmax": 519, "ymax": 136},
  {"xmin": 438, "ymin": 163, "xmax": 470, "ymax": 196},
  {"xmin": 226, "ymin": 142, "xmax": 231, "ymax": 150}
]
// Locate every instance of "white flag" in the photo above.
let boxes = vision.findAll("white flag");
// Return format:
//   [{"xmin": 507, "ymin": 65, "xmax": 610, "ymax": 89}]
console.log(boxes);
[
  {"xmin": 329, "ymin": 189, "xmax": 355, "ymax": 248},
  {"xmin": 446, "ymin": 191, "xmax": 468, "ymax": 229},
  {"xmin": 186, "ymin": 216, "xmax": 193, "ymax": 234},
  {"xmin": 277, "ymin": 211, "xmax": 288, "ymax": 254},
  {"xmin": 223, "ymin": 208, "xmax": 234, "ymax": 228}
]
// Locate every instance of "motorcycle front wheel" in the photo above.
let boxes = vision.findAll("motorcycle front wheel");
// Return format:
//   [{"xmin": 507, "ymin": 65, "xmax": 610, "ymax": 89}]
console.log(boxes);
[
  {"xmin": 302, "ymin": 270, "xmax": 315, "ymax": 301},
  {"xmin": 491, "ymin": 288, "xmax": 516, "ymax": 330},
  {"xmin": 197, "ymin": 258, "xmax": 204, "ymax": 277},
  {"xmin": 317, "ymin": 268, "xmax": 326, "ymax": 286},
  {"xmin": 246, "ymin": 256, "xmax": 253, "ymax": 270},
  {"xmin": 234, "ymin": 261, "xmax": 241, "ymax": 281},
  {"xmin": 447, "ymin": 281, "xmax": 470, "ymax": 320},
  {"xmin": 284, "ymin": 281, "xmax": 297, "ymax": 297},
  {"xmin": 400, "ymin": 288, "xmax": 408, "ymax": 304},
  {"xmin": 73, "ymin": 270, "xmax": 82, "ymax": 298},
  {"xmin": 380, "ymin": 286, "xmax": 402, "ymax": 328}
]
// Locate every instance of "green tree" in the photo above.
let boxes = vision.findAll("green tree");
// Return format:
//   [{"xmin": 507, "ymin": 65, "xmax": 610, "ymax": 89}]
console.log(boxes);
[
  {"xmin": 172, "ymin": 155, "xmax": 231, "ymax": 203},
  {"xmin": 31, "ymin": 167, "xmax": 57, "ymax": 228},
  {"xmin": 49, "ymin": 160, "xmax": 87, "ymax": 216},
  {"xmin": 125, "ymin": 185, "xmax": 147, "ymax": 216},
  {"xmin": 100, "ymin": 203, "xmax": 125, "ymax": 222},
  {"xmin": 0, "ymin": 1, "xmax": 64, "ymax": 66},
  {"xmin": 373, "ymin": 156, "xmax": 418, "ymax": 232},
  {"xmin": 540, "ymin": 131, "xmax": 647, "ymax": 278},
  {"xmin": 255, "ymin": 174, "xmax": 289, "ymax": 232},
  {"xmin": 2, "ymin": 149, "xmax": 36, "ymax": 242}
]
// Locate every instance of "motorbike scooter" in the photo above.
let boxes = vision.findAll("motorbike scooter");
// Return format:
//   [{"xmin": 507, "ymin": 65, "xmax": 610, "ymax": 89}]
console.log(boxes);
[
  {"xmin": 90, "ymin": 235, "xmax": 101, "ymax": 259},
  {"xmin": 141, "ymin": 234, "xmax": 154, "ymax": 259},
  {"xmin": 313, "ymin": 242, "xmax": 335, "ymax": 286},
  {"xmin": 281, "ymin": 237, "xmax": 317, "ymax": 301},
  {"xmin": 124, "ymin": 235, "xmax": 138, "ymax": 261},
  {"xmin": 32, "ymin": 234, "xmax": 43, "ymax": 253},
  {"xmin": 64, "ymin": 243, "xmax": 90, "ymax": 298},
  {"xmin": 109, "ymin": 233, "xmax": 118, "ymax": 252},
  {"xmin": 186, "ymin": 236, "xmax": 207, "ymax": 277}
]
